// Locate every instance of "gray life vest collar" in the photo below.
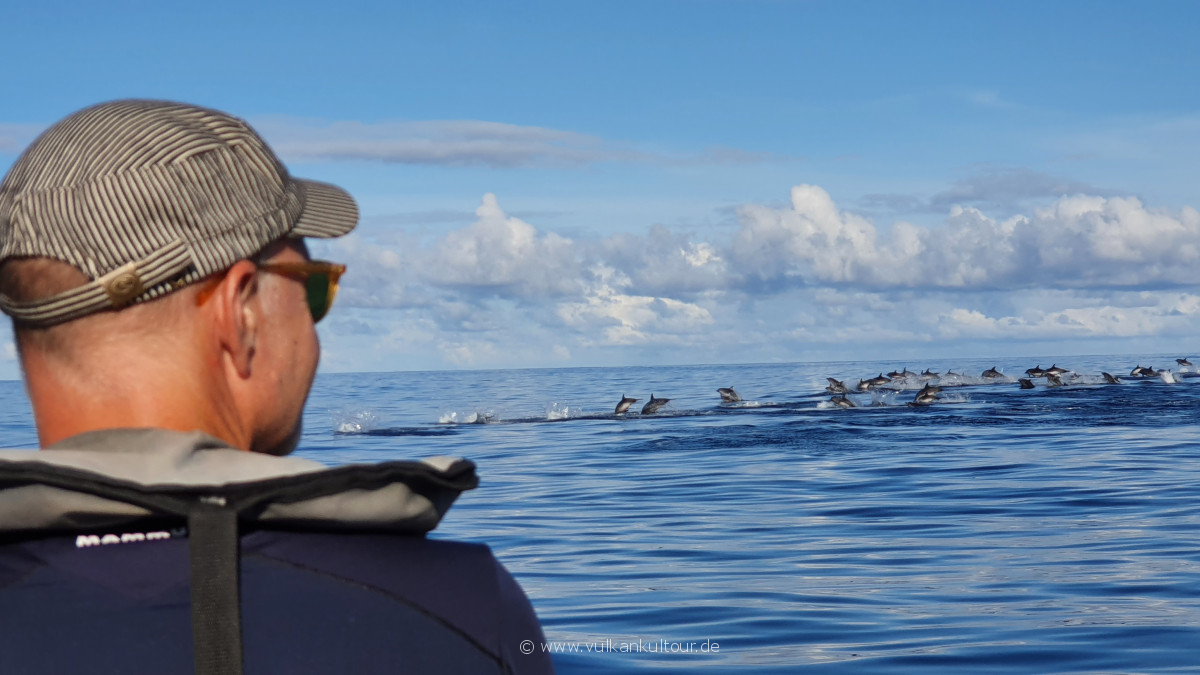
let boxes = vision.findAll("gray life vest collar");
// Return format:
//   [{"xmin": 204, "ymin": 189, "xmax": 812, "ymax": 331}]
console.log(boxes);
[{"xmin": 0, "ymin": 428, "xmax": 476, "ymax": 535}]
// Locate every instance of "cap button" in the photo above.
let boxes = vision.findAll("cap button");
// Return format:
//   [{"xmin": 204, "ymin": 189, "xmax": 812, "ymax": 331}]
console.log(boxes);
[{"xmin": 100, "ymin": 263, "xmax": 145, "ymax": 308}]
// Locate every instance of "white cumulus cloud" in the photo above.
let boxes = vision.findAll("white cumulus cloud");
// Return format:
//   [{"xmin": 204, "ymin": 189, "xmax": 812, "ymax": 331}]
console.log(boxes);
[
  {"xmin": 729, "ymin": 185, "xmax": 1200, "ymax": 291},
  {"xmin": 557, "ymin": 265, "xmax": 714, "ymax": 345},
  {"xmin": 310, "ymin": 184, "xmax": 1200, "ymax": 369},
  {"xmin": 421, "ymin": 193, "xmax": 580, "ymax": 297}
]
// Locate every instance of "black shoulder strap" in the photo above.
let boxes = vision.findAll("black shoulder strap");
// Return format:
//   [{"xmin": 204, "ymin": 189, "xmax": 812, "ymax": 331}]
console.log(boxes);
[{"xmin": 189, "ymin": 500, "xmax": 243, "ymax": 675}]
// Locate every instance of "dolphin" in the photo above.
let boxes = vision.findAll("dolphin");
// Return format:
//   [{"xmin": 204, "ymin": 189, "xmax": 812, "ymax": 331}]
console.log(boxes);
[
  {"xmin": 615, "ymin": 394, "xmax": 639, "ymax": 414},
  {"xmin": 717, "ymin": 387, "xmax": 741, "ymax": 403},
  {"xmin": 1025, "ymin": 365, "xmax": 1047, "ymax": 378},
  {"xmin": 1019, "ymin": 378, "xmax": 1035, "ymax": 389},
  {"xmin": 982, "ymin": 366, "xmax": 1003, "ymax": 379},
  {"xmin": 826, "ymin": 378, "xmax": 849, "ymax": 394},
  {"xmin": 830, "ymin": 394, "xmax": 855, "ymax": 408},
  {"xmin": 1045, "ymin": 374, "xmax": 1064, "ymax": 387},
  {"xmin": 856, "ymin": 379, "xmax": 872, "ymax": 392},
  {"xmin": 865, "ymin": 373, "xmax": 891, "ymax": 388},
  {"xmin": 909, "ymin": 383, "xmax": 940, "ymax": 406},
  {"xmin": 1177, "ymin": 358, "xmax": 1193, "ymax": 367},
  {"xmin": 1046, "ymin": 364, "xmax": 1069, "ymax": 376},
  {"xmin": 641, "ymin": 394, "xmax": 670, "ymax": 415},
  {"xmin": 1101, "ymin": 372, "xmax": 1120, "ymax": 384},
  {"xmin": 920, "ymin": 369, "xmax": 939, "ymax": 380},
  {"xmin": 1130, "ymin": 365, "xmax": 1158, "ymax": 377},
  {"xmin": 887, "ymin": 368, "xmax": 913, "ymax": 380}
]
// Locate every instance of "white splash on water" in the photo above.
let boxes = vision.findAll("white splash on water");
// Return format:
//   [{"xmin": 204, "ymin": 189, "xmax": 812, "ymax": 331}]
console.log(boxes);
[
  {"xmin": 870, "ymin": 390, "xmax": 901, "ymax": 406},
  {"xmin": 333, "ymin": 409, "xmax": 380, "ymax": 434},
  {"xmin": 545, "ymin": 402, "xmax": 582, "ymax": 420},
  {"xmin": 439, "ymin": 409, "xmax": 498, "ymax": 424}
]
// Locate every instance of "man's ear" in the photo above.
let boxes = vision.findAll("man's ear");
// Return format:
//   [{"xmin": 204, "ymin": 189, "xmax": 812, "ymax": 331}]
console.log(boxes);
[{"xmin": 212, "ymin": 260, "xmax": 260, "ymax": 380}]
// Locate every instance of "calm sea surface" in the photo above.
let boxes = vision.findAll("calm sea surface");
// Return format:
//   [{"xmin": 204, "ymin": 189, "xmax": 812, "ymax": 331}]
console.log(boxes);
[{"xmin": 2, "ymin": 354, "xmax": 1199, "ymax": 673}]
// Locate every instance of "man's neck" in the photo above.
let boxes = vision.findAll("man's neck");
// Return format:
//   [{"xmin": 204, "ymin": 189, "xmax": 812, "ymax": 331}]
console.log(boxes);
[{"xmin": 24, "ymin": 349, "xmax": 252, "ymax": 452}]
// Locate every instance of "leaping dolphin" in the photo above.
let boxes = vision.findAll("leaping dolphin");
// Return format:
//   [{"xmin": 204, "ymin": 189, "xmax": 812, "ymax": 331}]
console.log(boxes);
[
  {"xmin": 982, "ymin": 366, "xmax": 1003, "ymax": 379},
  {"xmin": 641, "ymin": 394, "xmax": 670, "ymax": 415},
  {"xmin": 1102, "ymin": 372, "xmax": 1121, "ymax": 384},
  {"xmin": 615, "ymin": 395, "xmax": 639, "ymax": 414},
  {"xmin": 863, "ymin": 373, "xmax": 891, "ymax": 388},
  {"xmin": 1025, "ymin": 365, "xmax": 1047, "ymax": 377},
  {"xmin": 1046, "ymin": 374, "xmax": 1064, "ymax": 387},
  {"xmin": 909, "ymin": 383, "xmax": 941, "ymax": 406},
  {"xmin": 830, "ymin": 394, "xmax": 855, "ymax": 408},
  {"xmin": 1177, "ymin": 358, "xmax": 1193, "ymax": 367},
  {"xmin": 1046, "ymin": 364, "xmax": 1069, "ymax": 376},
  {"xmin": 826, "ymin": 378, "xmax": 850, "ymax": 394},
  {"xmin": 717, "ymin": 387, "xmax": 741, "ymax": 402}
]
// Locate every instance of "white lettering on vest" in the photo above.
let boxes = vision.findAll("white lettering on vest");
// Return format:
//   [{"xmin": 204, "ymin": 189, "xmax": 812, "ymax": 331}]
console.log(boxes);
[{"xmin": 74, "ymin": 530, "xmax": 175, "ymax": 548}]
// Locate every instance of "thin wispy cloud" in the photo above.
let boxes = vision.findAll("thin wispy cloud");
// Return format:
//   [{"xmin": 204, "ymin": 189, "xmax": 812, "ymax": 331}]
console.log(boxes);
[
  {"xmin": 928, "ymin": 167, "xmax": 1104, "ymax": 212},
  {"xmin": 255, "ymin": 117, "xmax": 789, "ymax": 169},
  {"xmin": 0, "ymin": 124, "xmax": 44, "ymax": 154},
  {"xmin": 1052, "ymin": 115, "xmax": 1200, "ymax": 162},
  {"xmin": 259, "ymin": 119, "xmax": 631, "ymax": 168},
  {"xmin": 965, "ymin": 89, "xmax": 1021, "ymax": 110},
  {"xmin": 861, "ymin": 166, "xmax": 1107, "ymax": 217}
]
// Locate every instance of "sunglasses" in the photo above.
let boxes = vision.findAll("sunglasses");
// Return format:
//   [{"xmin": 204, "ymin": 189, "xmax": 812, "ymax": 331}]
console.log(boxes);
[{"xmin": 256, "ymin": 260, "xmax": 346, "ymax": 323}]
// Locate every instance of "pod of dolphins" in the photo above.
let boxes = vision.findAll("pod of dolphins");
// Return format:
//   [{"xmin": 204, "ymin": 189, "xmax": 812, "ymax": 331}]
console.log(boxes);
[
  {"xmin": 614, "ymin": 387, "xmax": 741, "ymax": 415},
  {"xmin": 615, "ymin": 393, "xmax": 675, "ymax": 415},
  {"xmin": 611, "ymin": 358, "xmax": 1193, "ymax": 416},
  {"xmin": 823, "ymin": 358, "xmax": 1195, "ymax": 408}
]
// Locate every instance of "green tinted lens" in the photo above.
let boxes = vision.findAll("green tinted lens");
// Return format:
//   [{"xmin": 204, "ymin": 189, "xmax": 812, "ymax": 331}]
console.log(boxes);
[{"xmin": 304, "ymin": 272, "xmax": 331, "ymax": 322}]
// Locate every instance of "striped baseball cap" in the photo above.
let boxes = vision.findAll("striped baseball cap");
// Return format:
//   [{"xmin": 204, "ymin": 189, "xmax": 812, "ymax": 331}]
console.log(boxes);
[{"xmin": 0, "ymin": 99, "xmax": 357, "ymax": 327}]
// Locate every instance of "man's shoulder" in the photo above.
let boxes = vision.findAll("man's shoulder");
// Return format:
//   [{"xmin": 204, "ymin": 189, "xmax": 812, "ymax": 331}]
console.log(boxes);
[
  {"xmin": 245, "ymin": 528, "xmax": 501, "ymax": 589},
  {"xmin": 241, "ymin": 529, "xmax": 540, "ymax": 673},
  {"xmin": 0, "ymin": 525, "xmax": 551, "ymax": 674}
]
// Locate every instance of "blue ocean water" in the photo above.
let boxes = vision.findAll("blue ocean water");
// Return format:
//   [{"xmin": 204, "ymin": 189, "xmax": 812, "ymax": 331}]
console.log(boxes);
[{"xmin": 2, "ymin": 354, "xmax": 1199, "ymax": 673}]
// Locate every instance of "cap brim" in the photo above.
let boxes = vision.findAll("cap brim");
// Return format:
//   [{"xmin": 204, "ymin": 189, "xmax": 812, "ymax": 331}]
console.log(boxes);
[{"xmin": 291, "ymin": 179, "xmax": 358, "ymax": 239}]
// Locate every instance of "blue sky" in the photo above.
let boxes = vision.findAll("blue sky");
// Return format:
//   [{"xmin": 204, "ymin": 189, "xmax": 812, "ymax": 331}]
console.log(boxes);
[{"xmin": 2, "ymin": 1, "xmax": 1198, "ymax": 375}]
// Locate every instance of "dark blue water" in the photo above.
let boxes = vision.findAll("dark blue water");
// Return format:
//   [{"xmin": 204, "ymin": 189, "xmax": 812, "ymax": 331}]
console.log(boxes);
[{"xmin": 3, "ymin": 355, "xmax": 1199, "ymax": 672}]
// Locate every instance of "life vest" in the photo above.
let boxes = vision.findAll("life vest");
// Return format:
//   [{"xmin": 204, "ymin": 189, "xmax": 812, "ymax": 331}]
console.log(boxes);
[{"xmin": 0, "ymin": 429, "xmax": 477, "ymax": 675}]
